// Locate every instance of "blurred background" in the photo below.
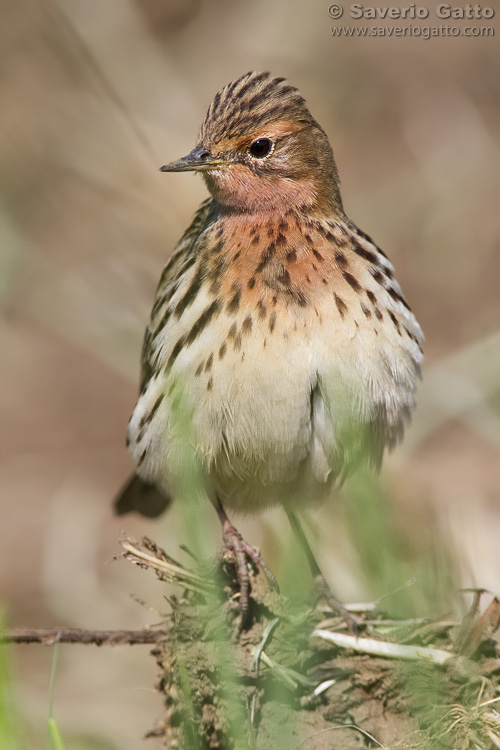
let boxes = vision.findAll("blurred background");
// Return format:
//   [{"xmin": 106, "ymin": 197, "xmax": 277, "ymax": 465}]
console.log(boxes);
[{"xmin": 1, "ymin": 0, "xmax": 499, "ymax": 747}]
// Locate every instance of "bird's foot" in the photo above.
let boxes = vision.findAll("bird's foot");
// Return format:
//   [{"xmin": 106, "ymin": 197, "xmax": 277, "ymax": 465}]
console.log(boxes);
[
  {"xmin": 220, "ymin": 518, "xmax": 278, "ymax": 624},
  {"xmin": 285, "ymin": 511, "xmax": 360, "ymax": 633},
  {"xmin": 313, "ymin": 574, "xmax": 360, "ymax": 634}
]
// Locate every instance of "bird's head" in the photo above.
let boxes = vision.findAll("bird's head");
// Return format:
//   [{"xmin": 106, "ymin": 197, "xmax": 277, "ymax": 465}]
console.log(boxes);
[{"xmin": 160, "ymin": 72, "xmax": 343, "ymax": 217}]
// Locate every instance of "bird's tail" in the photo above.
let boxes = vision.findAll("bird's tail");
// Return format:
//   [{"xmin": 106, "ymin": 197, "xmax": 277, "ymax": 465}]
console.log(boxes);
[{"xmin": 114, "ymin": 474, "xmax": 171, "ymax": 518}]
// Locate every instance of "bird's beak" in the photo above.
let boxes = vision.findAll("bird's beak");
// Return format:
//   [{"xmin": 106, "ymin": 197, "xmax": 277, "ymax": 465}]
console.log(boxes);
[{"xmin": 159, "ymin": 146, "xmax": 227, "ymax": 173}]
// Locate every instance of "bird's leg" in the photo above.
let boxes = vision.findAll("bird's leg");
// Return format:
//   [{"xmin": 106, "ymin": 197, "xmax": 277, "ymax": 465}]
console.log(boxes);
[
  {"xmin": 286, "ymin": 510, "xmax": 358, "ymax": 632},
  {"xmin": 214, "ymin": 498, "xmax": 277, "ymax": 620}
]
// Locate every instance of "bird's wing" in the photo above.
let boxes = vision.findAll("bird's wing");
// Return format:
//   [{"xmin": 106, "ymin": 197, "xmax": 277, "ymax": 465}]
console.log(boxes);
[{"xmin": 139, "ymin": 197, "xmax": 217, "ymax": 392}]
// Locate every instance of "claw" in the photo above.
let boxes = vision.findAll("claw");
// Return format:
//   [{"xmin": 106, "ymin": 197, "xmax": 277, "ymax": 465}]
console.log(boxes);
[
  {"xmin": 221, "ymin": 519, "xmax": 254, "ymax": 619},
  {"xmin": 313, "ymin": 575, "xmax": 360, "ymax": 634},
  {"xmin": 216, "ymin": 500, "xmax": 277, "ymax": 622}
]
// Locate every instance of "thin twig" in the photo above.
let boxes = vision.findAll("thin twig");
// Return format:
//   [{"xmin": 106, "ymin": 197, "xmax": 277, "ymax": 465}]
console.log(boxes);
[
  {"xmin": 295, "ymin": 722, "xmax": 386, "ymax": 749},
  {"xmin": 1, "ymin": 628, "xmax": 166, "ymax": 646}
]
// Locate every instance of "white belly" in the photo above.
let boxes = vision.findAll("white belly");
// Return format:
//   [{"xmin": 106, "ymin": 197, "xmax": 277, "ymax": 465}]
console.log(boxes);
[{"xmin": 128, "ymin": 284, "xmax": 421, "ymax": 513}]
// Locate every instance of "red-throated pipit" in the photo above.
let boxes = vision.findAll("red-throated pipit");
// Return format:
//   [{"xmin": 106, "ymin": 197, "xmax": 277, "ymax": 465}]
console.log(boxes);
[{"xmin": 116, "ymin": 72, "xmax": 423, "ymax": 619}]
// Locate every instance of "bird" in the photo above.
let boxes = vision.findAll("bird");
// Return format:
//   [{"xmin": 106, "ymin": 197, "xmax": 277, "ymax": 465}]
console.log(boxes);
[{"xmin": 115, "ymin": 71, "xmax": 424, "ymax": 618}]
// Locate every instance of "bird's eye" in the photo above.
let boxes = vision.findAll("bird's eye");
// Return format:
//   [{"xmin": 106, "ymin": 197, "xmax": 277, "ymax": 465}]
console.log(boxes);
[{"xmin": 249, "ymin": 138, "xmax": 273, "ymax": 158}]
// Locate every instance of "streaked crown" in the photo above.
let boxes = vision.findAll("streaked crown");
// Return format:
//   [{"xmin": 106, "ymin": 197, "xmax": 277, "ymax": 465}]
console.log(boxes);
[{"xmin": 198, "ymin": 71, "xmax": 317, "ymax": 145}]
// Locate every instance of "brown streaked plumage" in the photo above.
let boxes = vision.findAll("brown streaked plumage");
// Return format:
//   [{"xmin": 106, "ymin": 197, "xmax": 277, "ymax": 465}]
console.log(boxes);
[{"xmin": 115, "ymin": 71, "xmax": 423, "ymax": 618}]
